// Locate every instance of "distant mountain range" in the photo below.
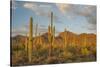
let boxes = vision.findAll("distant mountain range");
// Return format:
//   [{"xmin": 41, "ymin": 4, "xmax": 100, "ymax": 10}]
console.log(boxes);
[{"xmin": 11, "ymin": 30, "xmax": 96, "ymax": 46}]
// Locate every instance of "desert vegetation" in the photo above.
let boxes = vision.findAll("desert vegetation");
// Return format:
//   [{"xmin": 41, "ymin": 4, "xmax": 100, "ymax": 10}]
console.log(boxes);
[{"xmin": 11, "ymin": 12, "xmax": 96, "ymax": 66}]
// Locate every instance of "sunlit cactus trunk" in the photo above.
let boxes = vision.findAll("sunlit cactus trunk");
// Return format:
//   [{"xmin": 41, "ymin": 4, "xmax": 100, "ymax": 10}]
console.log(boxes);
[
  {"xmin": 48, "ymin": 25, "xmax": 52, "ymax": 43},
  {"xmin": 52, "ymin": 26, "xmax": 55, "ymax": 43},
  {"xmin": 28, "ymin": 17, "xmax": 33, "ymax": 63},
  {"xmin": 15, "ymin": 39, "xmax": 19, "ymax": 58},
  {"xmin": 25, "ymin": 34, "xmax": 28, "ymax": 57},
  {"xmin": 84, "ymin": 35, "xmax": 87, "ymax": 47},
  {"xmin": 50, "ymin": 12, "xmax": 53, "ymax": 57},
  {"xmin": 38, "ymin": 26, "xmax": 42, "ymax": 45},
  {"xmin": 63, "ymin": 28, "xmax": 67, "ymax": 49},
  {"xmin": 48, "ymin": 25, "xmax": 51, "ymax": 34},
  {"xmin": 72, "ymin": 35, "xmax": 76, "ymax": 46},
  {"xmin": 39, "ymin": 33, "xmax": 42, "ymax": 45},
  {"xmin": 48, "ymin": 12, "xmax": 55, "ymax": 57},
  {"xmin": 25, "ymin": 37, "xmax": 27, "ymax": 51}
]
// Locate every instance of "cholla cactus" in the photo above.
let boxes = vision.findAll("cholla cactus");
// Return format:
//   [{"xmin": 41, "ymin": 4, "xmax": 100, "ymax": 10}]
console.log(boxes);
[{"xmin": 28, "ymin": 17, "xmax": 33, "ymax": 62}]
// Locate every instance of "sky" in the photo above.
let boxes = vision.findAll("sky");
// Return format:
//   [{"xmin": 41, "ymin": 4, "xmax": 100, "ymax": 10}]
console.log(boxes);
[{"xmin": 11, "ymin": 0, "xmax": 96, "ymax": 36}]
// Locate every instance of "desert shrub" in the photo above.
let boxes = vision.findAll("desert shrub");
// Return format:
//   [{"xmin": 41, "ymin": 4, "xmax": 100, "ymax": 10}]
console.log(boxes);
[
  {"xmin": 89, "ymin": 46, "xmax": 96, "ymax": 56},
  {"xmin": 58, "ymin": 51, "xmax": 73, "ymax": 62},
  {"xmin": 66, "ymin": 44, "xmax": 77, "ymax": 54},
  {"xmin": 33, "ymin": 44, "xmax": 48, "ymax": 58},
  {"xmin": 12, "ymin": 42, "xmax": 96, "ymax": 65},
  {"xmin": 81, "ymin": 47, "xmax": 90, "ymax": 56},
  {"xmin": 45, "ymin": 56, "xmax": 59, "ymax": 64},
  {"xmin": 52, "ymin": 45, "xmax": 63, "ymax": 56},
  {"xmin": 12, "ymin": 50, "xmax": 28, "ymax": 66}
]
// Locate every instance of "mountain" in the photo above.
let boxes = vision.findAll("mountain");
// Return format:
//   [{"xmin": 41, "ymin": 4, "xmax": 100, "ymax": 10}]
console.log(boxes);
[
  {"xmin": 11, "ymin": 31, "xmax": 96, "ymax": 47},
  {"xmin": 79, "ymin": 33, "xmax": 96, "ymax": 46},
  {"xmin": 58, "ymin": 31, "xmax": 96, "ymax": 46}
]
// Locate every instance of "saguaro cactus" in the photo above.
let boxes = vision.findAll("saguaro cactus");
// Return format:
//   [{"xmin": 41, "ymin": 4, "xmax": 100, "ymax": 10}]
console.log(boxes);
[
  {"xmin": 35, "ymin": 24, "xmax": 38, "ymax": 37},
  {"xmin": 15, "ymin": 39, "xmax": 19, "ymax": 58},
  {"xmin": 84, "ymin": 35, "xmax": 87, "ymax": 47},
  {"xmin": 52, "ymin": 26, "xmax": 55, "ymax": 45},
  {"xmin": 64, "ymin": 28, "xmax": 67, "ymax": 46},
  {"xmin": 25, "ymin": 34, "xmax": 28, "ymax": 51},
  {"xmin": 28, "ymin": 17, "xmax": 33, "ymax": 62},
  {"xmin": 39, "ymin": 33, "xmax": 42, "ymax": 45},
  {"xmin": 72, "ymin": 35, "xmax": 75, "ymax": 46},
  {"xmin": 48, "ymin": 25, "xmax": 51, "ymax": 34},
  {"xmin": 62, "ymin": 28, "xmax": 67, "ymax": 50},
  {"xmin": 48, "ymin": 12, "xmax": 55, "ymax": 57},
  {"xmin": 50, "ymin": 12, "xmax": 53, "ymax": 57}
]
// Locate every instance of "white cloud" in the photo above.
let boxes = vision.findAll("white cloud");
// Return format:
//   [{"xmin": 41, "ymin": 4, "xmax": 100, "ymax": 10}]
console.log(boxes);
[
  {"xmin": 56, "ymin": 3, "xmax": 70, "ymax": 13},
  {"xmin": 76, "ymin": 6, "xmax": 96, "ymax": 30},
  {"xmin": 56, "ymin": 4, "xmax": 96, "ymax": 32},
  {"xmin": 23, "ymin": 2, "xmax": 52, "ymax": 16},
  {"xmin": 23, "ymin": 2, "xmax": 36, "ymax": 9}
]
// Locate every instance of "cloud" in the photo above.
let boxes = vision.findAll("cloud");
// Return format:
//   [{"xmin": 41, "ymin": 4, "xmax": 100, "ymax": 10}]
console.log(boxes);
[
  {"xmin": 56, "ymin": 4, "xmax": 96, "ymax": 31},
  {"xmin": 23, "ymin": 2, "xmax": 36, "ymax": 11},
  {"xmin": 76, "ymin": 6, "xmax": 96, "ymax": 16},
  {"xmin": 55, "ymin": 4, "xmax": 76, "ymax": 23},
  {"xmin": 15, "ymin": 2, "xmax": 96, "ymax": 34},
  {"xmin": 75, "ymin": 6, "xmax": 96, "ymax": 31},
  {"xmin": 56, "ymin": 3, "xmax": 70, "ymax": 13},
  {"xmin": 23, "ymin": 2, "xmax": 52, "ymax": 17},
  {"xmin": 23, "ymin": 2, "xmax": 39, "ymax": 14}
]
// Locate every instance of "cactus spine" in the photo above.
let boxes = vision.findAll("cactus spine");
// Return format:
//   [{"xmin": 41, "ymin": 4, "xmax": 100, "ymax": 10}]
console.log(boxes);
[{"xmin": 28, "ymin": 17, "xmax": 33, "ymax": 62}]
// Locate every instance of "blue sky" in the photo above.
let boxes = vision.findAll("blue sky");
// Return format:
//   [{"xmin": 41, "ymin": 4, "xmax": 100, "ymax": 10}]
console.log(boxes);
[{"xmin": 11, "ymin": 1, "xmax": 96, "ymax": 36}]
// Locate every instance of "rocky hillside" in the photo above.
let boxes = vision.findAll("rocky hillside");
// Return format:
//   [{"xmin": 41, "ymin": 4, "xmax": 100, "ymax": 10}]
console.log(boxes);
[{"xmin": 11, "ymin": 31, "xmax": 96, "ymax": 47}]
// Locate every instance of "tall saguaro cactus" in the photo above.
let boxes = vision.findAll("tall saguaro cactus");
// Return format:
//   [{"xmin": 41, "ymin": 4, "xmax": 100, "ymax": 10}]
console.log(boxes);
[
  {"xmin": 51, "ymin": 12, "xmax": 53, "ymax": 35},
  {"xmin": 48, "ymin": 12, "xmax": 55, "ymax": 57},
  {"xmin": 52, "ymin": 26, "xmax": 55, "ymax": 45},
  {"xmin": 28, "ymin": 17, "xmax": 33, "ymax": 63},
  {"xmin": 48, "ymin": 25, "xmax": 51, "ymax": 34},
  {"xmin": 64, "ymin": 28, "xmax": 67, "ymax": 47}
]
